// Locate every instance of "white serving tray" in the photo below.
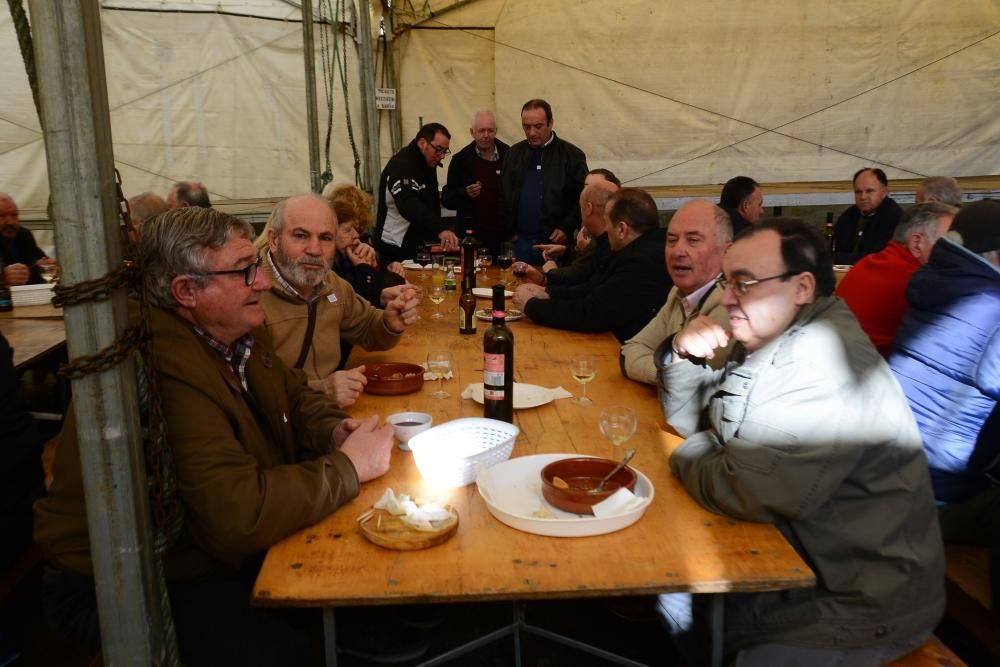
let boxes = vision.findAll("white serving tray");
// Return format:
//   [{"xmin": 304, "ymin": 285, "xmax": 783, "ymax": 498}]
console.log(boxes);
[{"xmin": 476, "ymin": 453, "xmax": 654, "ymax": 537}]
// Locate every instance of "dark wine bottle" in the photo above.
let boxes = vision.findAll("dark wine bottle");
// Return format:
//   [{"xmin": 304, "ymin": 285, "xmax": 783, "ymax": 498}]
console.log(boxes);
[
  {"xmin": 824, "ymin": 212, "xmax": 836, "ymax": 256},
  {"xmin": 460, "ymin": 228, "xmax": 477, "ymax": 289},
  {"xmin": 459, "ymin": 274, "xmax": 477, "ymax": 335},
  {"xmin": 0, "ymin": 262, "xmax": 13, "ymax": 313},
  {"xmin": 483, "ymin": 284, "xmax": 514, "ymax": 423}
]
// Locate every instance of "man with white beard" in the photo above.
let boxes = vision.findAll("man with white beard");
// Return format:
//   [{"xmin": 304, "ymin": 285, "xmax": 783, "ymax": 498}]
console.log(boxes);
[{"xmin": 259, "ymin": 194, "xmax": 420, "ymax": 407}]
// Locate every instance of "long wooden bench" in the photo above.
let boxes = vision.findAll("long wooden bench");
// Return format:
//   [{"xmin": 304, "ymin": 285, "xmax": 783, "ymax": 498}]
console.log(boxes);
[
  {"xmin": 886, "ymin": 635, "xmax": 966, "ymax": 667},
  {"xmin": 944, "ymin": 544, "xmax": 998, "ymax": 656}
]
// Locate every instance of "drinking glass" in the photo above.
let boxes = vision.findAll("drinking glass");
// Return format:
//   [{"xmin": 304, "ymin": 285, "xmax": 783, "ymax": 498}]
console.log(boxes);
[
  {"xmin": 431, "ymin": 256, "xmax": 445, "ymax": 288},
  {"xmin": 570, "ymin": 356, "xmax": 597, "ymax": 406},
  {"xmin": 40, "ymin": 264, "xmax": 59, "ymax": 284},
  {"xmin": 427, "ymin": 351, "xmax": 453, "ymax": 399},
  {"xmin": 415, "ymin": 251, "xmax": 431, "ymax": 281},
  {"xmin": 600, "ymin": 406, "xmax": 637, "ymax": 454},
  {"xmin": 428, "ymin": 286, "xmax": 446, "ymax": 319},
  {"xmin": 497, "ymin": 242, "xmax": 515, "ymax": 286},
  {"xmin": 477, "ymin": 248, "xmax": 492, "ymax": 277}
]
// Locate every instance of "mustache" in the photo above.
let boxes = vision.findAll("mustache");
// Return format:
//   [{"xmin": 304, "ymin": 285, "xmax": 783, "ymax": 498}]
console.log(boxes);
[{"xmin": 296, "ymin": 256, "xmax": 328, "ymax": 269}]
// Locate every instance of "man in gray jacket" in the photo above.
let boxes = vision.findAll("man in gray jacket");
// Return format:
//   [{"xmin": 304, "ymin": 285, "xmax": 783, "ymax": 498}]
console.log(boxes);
[{"xmin": 658, "ymin": 219, "xmax": 944, "ymax": 665}]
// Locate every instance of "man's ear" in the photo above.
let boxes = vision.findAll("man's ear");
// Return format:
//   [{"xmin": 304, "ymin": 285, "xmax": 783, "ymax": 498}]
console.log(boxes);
[
  {"xmin": 905, "ymin": 233, "xmax": 924, "ymax": 261},
  {"xmin": 267, "ymin": 227, "xmax": 279, "ymax": 253},
  {"xmin": 793, "ymin": 271, "xmax": 816, "ymax": 305},
  {"xmin": 170, "ymin": 275, "xmax": 199, "ymax": 309}
]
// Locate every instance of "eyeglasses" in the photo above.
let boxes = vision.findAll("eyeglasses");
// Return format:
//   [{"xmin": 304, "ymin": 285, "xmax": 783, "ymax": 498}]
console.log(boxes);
[
  {"xmin": 189, "ymin": 255, "xmax": 261, "ymax": 287},
  {"xmin": 716, "ymin": 271, "xmax": 795, "ymax": 296},
  {"xmin": 429, "ymin": 143, "xmax": 451, "ymax": 155}
]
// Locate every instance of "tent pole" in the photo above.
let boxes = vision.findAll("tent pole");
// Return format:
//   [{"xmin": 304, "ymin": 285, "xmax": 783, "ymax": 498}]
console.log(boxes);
[
  {"xmin": 356, "ymin": 0, "xmax": 381, "ymax": 201},
  {"xmin": 302, "ymin": 0, "xmax": 322, "ymax": 193},
  {"xmin": 28, "ymin": 1, "xmax": 164, "ymax": 664}
]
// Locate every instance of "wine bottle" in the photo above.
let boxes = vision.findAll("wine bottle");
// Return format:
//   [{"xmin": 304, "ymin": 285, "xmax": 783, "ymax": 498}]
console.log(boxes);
[
  {"xmin": 459, "ymin": 272, "xmax": 477, "ymax": 335},
  {"xmin": 483, "ymin": 284, "xmax": 514, "ymax": 422},
  {"xmin": 460, "ymin": 228, "xmax": 477, "ymax": 290},
  {"xmin": 824, "ymin": 212, "xmax": 836, "ymax": 256}
]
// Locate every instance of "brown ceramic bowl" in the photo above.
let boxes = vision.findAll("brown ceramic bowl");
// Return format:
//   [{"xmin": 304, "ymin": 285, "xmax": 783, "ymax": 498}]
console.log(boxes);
[
  {"xmin": 540, "ymin": 457, "xmax": 638, "ymax": 515},
  {"xmin": 363, "ymin": 362, "xmax": 425, "ymax": 396}
]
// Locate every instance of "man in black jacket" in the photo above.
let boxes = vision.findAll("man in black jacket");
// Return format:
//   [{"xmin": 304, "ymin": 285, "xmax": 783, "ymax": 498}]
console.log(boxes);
[
  {"xmin": 833, "ymin": 167, "xmax": 903, "ymax": 264},
  {"xmin": 0, "ymin": 193, "xmax": 57, "ymax": 286},
  {"xmin": 374, "ymin": 123, "xmax": 459, "ymax": 264},
  {"xmin": 441, "ymin": 110, "xmax": 510, "ymax": 256},
  {"xmin": 501, "ymin": 99, "xmax": 588, "ymax": 264},
  {"xmin": 718, "ymin": 176, "xmax": 763, "ymax": 237},
  {"xmin": 513, "ymin": 187, "xmax": 671, "ymax": 343}
]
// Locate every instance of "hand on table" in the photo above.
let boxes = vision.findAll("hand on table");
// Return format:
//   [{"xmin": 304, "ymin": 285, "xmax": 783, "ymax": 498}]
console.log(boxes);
[
  {"xmin": 672, "ymin": 315, "xmax": 730, "ymax": 362},
  {"xmin": 383, "ymin": 284, "xmax": 422, "ymax": 332},
  {"xmin": 337, "ymin": 414, "xmax": 394, "ymax": 482},
  {"xmin": 387, "ymin": 261, "xmax": 406, "ymax": 278},
  {"xmin": 511, "ymin": 262, "xmax": 544, "ymax": 285},
  {"xmin": 3, "ymin": 263, "xmax": 30, "ymax": 286},
  {"xmin": 438, "ymin": 230, "xmax": 459, "ymax": 251},
  {"xmin": 513, "ymin": 283, "xmax": 548, "ymax": 309},
  {"xmin": 323, "ymin": 366, "xmax": 368, "ymax": 407}
]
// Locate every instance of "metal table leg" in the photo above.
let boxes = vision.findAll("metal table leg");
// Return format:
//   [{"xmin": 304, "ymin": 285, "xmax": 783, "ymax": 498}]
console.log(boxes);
[{"xmin": 323, "ymin": 607, "xmax": 338, "ymax": 667}]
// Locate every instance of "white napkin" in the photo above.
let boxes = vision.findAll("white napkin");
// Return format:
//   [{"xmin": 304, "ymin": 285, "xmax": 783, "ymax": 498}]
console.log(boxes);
[
  {"xmin": 373, "ymin": 488, "xmax": 454, "ymax": 531},
  {"xmin": 460, "ymin": 383, "xmax": 573, "ymax": 401},
  {"xmin": 591, "ymin": 487, "xmax": 645, "ymax": 518}
]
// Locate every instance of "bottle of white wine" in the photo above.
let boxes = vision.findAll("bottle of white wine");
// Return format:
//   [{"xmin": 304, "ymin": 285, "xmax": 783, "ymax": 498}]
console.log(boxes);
[{"xmin": 483, "ymin": 284, "xmax": 513, "ymax": 422}]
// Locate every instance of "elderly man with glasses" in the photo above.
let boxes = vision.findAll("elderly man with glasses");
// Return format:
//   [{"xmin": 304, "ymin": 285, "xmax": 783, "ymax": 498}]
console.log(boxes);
[
  {"xmin": 373, "ymin": 122, "xmax": 460, "ymax": 264},
  {"xmin": 654, "ymin": 219, "xmax": 944, "ymax": 666},
  {"xmin": 34, "ymin": 206, "xmax": 412, "ymax": 665}
]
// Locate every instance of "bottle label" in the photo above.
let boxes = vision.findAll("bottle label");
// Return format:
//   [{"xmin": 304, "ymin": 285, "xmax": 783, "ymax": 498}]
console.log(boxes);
[{"xmin": 484, "ymin": 353, "xmax": 505, "ymax": 387}]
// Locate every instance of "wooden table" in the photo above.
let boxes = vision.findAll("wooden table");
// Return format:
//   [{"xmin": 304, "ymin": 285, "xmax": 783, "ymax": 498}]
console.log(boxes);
[
  {"xmin": 0, "ymin": 316, "xmax": 67, "ymax": 370},
  {"xmin": 252, "ymin": 274, "xmax": 814, "ymax": 666}
]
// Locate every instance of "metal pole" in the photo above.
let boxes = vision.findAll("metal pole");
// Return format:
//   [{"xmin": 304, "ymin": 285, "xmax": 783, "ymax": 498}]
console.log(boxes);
[
  {"xmin": 28, "ymin": 2, "xmax": 164, "ymax": 664},
  {"xmin": 355, "ymin": 0, "xmax": 381, "ymax": 202},
  {"xmin": 302, "ymin": 0, "xmax": 322, "ymax": 193},
  {"xmin": 382, "ymin": 12, "xmax": 402, "ymax": 154}
]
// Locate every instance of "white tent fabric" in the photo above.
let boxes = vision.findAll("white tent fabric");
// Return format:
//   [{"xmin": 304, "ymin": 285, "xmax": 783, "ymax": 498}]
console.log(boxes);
[{"xmin": 1, "ymin": 0, "xmax": 998, "ymax": 212}]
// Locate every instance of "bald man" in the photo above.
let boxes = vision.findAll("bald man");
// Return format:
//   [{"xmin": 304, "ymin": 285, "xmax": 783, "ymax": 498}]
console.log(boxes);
[{"xmin": 0, "ymin": 193, "xmax": 57, "ymax": 286}]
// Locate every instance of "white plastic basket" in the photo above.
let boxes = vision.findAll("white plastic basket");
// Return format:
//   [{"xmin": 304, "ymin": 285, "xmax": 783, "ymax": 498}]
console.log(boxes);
[
  {"xmin": 407, "ymin": 417, "xmax": 520, "ymax": 488},
  {"xmin": 10, "ymin": 283, "xmax": 55, "ymax": 307}
]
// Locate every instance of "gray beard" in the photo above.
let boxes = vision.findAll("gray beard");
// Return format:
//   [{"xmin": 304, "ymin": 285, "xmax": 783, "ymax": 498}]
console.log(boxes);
[{"xmin": 273, "ymin": 247, "xmax": 330, "ymax": 292}]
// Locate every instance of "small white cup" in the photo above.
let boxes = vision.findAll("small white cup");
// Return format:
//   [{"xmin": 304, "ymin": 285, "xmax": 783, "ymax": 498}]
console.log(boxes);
[{"xmin": 387, "ymin": 412, "xmax": 433, "ymax": 451}]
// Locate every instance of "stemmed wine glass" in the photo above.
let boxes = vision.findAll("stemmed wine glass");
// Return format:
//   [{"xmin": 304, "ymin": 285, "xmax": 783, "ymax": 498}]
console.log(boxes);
[
  {"xmin": 599, "ymin": 406, "xmax": 637, "ymax": 455},
  {"xmin": 570, "ymin": 356, "xmax": 597, "ymax": 406},
  {"xmin": 428, "ymin": 286, "xmax": 446, "ymax": 319},
  {"xmin": 426, "ymin": 351, "xmax": 454, "ymax": 399},
  {"xmin": 477, "ymin": 248, "xmax": 492, "ymax": 277},
  {"xmin": 415, "ymin": 251, "xmax": 431, "ymax": 281},
  {"xmin": 39, "ymin": 264, "xmax": 59, "ymax": 284},
  {"xmin": 497, "ymin": 242, "xmax": 515, "ymax": 286}
]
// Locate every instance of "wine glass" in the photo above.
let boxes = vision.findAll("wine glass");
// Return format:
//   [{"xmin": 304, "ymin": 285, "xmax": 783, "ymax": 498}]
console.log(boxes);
[
  {"xmin": 600, "ymin": 406, "xmax": 637, "ymax": 455},
  {"xmin": 431, "ymin": 255, "xmax": 445, "ymax": 288},
  {"xmin": 415, "ymin": 251, "xmax": 431, "ymax": 281},
  {"xmin": 497, "ymin": 242, "xmax": 515, "ymax": 286},
  {"xmin": 428, "ymin": 286, "xmax": 446, "ymax": 319},
  {"xmin": 477, "ymin": 248, "xmax": 492, "ymax": 277},
  {"xmin": 570, "ymin": 356, "xmax": 597, "ymax": 406},
  {"xmin": 40, "ymin": 264, "xmax": 59, "ymax": 284},
  {"xmin": 426, "ymin": 351, "xmax": 453, "ymax": 399}
]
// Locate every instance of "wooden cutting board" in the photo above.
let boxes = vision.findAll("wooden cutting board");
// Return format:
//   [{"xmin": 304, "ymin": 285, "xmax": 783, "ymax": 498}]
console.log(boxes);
[{"xmin": 359, "ymin": 506, "xmax": 459, "ymax": 550}]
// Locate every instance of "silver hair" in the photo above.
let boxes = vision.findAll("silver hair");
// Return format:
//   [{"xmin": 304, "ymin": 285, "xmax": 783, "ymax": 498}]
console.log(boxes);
[
  {"xmin": 920, "ymin": 176, "xmax": 963, "ymax": 206},
  {"xmin": 268, "ymin": 193, "xmax": 333, "ymax": 236},
  {"xmin": 713, "ymin": 205, "xmax": 733, "ymax": 245},
  {"xmin": 892, "ymin": 202, "xmax": 957, "ymax": 244},
  {"xmin": 471, "ymin": 109, "xmax": 496, "ymax": 128},
  {"xmin": 139, "ymin": 207, "xmax": 253, "ymax": 308}
]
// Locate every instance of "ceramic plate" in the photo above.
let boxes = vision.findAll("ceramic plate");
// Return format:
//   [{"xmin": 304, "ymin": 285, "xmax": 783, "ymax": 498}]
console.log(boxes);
[
  {"xmin": 476, "ymin": 454, "xmax": 654, "ymax": 537},
  {"xmin": 472, "ymin": 288, "xmax": 513, "ymax": 298},
  {"xmin": 401, "ymin": 261, "xmax": 431, "ymax": 270},
  {"xmin": 475, "ymin": 308, "xmax": 523, "ymax": 322},
  {"xmin": 465, "ymin": 382, "xmax": 550, "ymax": 409}
]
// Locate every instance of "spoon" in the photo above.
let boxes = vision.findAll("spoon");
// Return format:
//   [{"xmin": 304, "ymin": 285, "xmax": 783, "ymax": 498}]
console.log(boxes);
[{"xmin": 590, "ymin": 448, "xmax": 636, "ymax": 494}]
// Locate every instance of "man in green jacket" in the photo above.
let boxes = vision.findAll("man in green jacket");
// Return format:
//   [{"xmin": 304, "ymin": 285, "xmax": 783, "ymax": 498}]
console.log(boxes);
[
  {"xmin": 658, "ymin": 219, "xmax": 944, "ymax": 666},
  {"xmin": 33, "ymin": 207, "xmax": 424, "ymax": 665}
]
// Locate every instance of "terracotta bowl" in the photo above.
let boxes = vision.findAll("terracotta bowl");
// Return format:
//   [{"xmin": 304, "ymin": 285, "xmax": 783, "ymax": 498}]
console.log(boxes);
[
  {"xmin": 540, "ymin": 457, "xmax": 637, "ymax": 515},
  {"xmin": 363, "ymin": 362, "xmax": 425, "ymax": 396}
]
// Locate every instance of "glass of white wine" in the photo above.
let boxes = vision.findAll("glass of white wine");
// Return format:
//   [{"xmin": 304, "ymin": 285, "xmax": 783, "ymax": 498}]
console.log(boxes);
[
  {"xmin": 40, "ymin": 263, "xmax": 59, "ymax": 284},
  {"xmin": 426, "ymin": 351, "xmax": 453, "ymax": 399},
  {"xmin": 428, "ymin": 286, "xmax": 446, "ymax": 319},
  {"xmin": 570, "ymin": 356, "xmax": 597, "ymax": 406},
  {"xmin": 600, "ymin": 406, "xmax": 637, "ymax": 455}
]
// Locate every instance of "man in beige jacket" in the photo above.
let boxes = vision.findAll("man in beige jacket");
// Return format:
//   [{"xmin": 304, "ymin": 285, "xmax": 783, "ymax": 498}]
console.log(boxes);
[
  {"xmin": 260, "ymin": 194, "xmax": 420, "ymax": 407},
  {"xmin": 620, "ymin": 199, "xmax": 733, "ymax": 383}
]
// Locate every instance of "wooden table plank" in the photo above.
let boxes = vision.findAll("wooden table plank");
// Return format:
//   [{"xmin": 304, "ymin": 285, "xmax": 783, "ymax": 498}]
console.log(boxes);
[
  {"xmin": 0, "ymin": 303, "xmax": 64, "ymax": 319},
  {"xmin": 0, "ymin": 317, "xmax": 67, "ymax": 370},
  {"xmin": 253, "ymin": 274, "xmax": 814, "ymax": 608}
]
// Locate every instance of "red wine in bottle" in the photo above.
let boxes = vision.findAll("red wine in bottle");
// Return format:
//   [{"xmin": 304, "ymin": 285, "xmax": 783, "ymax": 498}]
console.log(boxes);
[{"xmin": 483, "ymin": 284, "xmax": 514, "ymax": 422}]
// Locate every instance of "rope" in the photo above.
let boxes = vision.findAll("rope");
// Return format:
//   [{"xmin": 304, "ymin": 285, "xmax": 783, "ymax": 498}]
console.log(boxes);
[{"xmin": 6, "ymin": 0, "xmax": 41, "ymax": 128}]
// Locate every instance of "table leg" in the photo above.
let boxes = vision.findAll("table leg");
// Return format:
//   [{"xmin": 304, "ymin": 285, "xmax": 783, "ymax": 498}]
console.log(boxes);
[
  {"xmin": 323, "ymin": 607, "xmax": 338, "ymax": 667},
  {"xmin": 706, "ymin": 595, "xmax": 723, "ymax": 667}
]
